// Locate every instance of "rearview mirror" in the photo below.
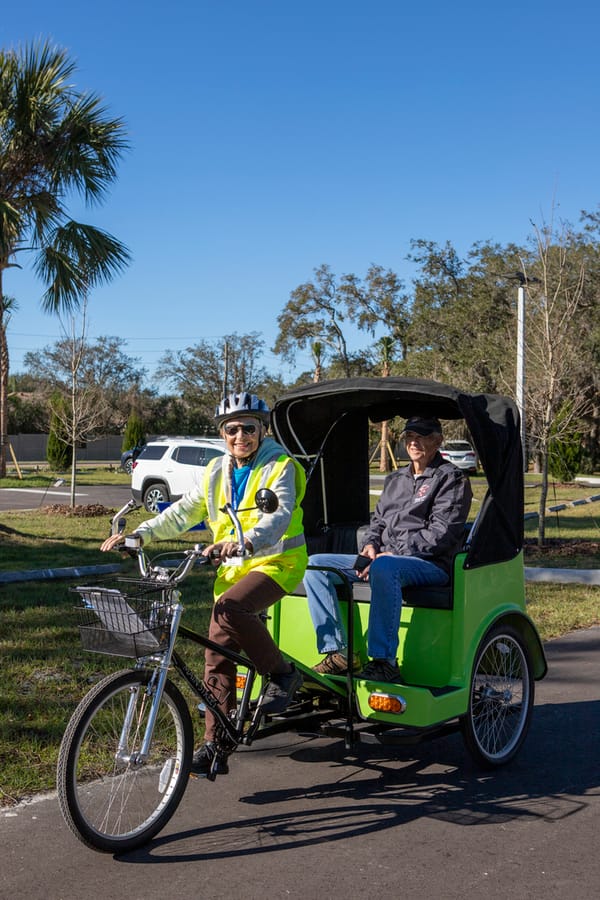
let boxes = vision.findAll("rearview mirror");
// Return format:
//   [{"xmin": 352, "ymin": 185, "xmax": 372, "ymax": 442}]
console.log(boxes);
[{"xmin": 254, "ymin": 488, "xmax": 278, "ymax": 514}]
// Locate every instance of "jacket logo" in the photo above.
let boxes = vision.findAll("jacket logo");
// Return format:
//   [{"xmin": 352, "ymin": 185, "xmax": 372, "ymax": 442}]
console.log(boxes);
[{"xmin": 414, "ymin": 483, "xmax": 430, "ymax": 501}]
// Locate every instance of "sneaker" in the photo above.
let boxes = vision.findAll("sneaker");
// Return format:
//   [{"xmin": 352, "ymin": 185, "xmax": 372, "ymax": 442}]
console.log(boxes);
[
  {"xmin": 312, "ymin": 651, "xmax": 361, "ymax": 675},
  {"xmin": 358, "ymin": 658, "xmax": 403, "ymax": 683},
  {"xmin": 190, "ymin": 741, "xmax": 229, "ymax": 776},
  {"xmin": 260, "ymin": 664, "xmax": 303, "ymax": 714}
]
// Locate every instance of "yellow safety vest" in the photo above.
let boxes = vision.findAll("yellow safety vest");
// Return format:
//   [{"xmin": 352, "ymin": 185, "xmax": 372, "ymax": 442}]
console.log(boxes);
[{"xmin": 203, "ymin": 450, "xmax": 307, "ymax": 598}]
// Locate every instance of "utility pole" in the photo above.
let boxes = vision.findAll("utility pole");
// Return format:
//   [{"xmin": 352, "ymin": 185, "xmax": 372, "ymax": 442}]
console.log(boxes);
[{"xmin": 222, "ymin": 340, "xmax": 229, "ymax": 399}]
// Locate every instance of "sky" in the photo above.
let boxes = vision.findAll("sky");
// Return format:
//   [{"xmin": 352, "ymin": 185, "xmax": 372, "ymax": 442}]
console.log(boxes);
[{"xmin": 3, "ymin": 0, "xmax": 600, "ymax": 391}]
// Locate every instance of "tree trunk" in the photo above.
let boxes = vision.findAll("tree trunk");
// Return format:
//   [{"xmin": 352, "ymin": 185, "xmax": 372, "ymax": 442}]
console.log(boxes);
[
  {"xmin": 0, "ymin": 273, "xmax": 8, "ymax": 478},
  {"xmin": 379, "ymin": 420, "xmax": 390, "ymax": 472},
  {"xmin": 538, "ymin": 449, "xmax": 549, "ymax": 547}
]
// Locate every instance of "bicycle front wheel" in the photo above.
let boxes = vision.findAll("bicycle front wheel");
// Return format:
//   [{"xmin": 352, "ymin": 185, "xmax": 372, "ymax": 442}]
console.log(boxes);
[{"xmin": 57, "ymin": 669, "xmax": 193, "ymax": 853}]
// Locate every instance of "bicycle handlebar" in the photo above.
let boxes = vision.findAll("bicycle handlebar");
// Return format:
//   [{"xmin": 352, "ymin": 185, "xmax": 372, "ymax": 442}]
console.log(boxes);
[{"xmin": 109, "ymin": 488, "xmax": 279, "ymax": 584}]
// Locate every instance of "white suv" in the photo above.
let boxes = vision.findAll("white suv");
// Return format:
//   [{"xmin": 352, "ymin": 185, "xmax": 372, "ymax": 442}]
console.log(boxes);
[{"xmin": 131, "ymin": 437, "xmax": 226, "ymax": 513}]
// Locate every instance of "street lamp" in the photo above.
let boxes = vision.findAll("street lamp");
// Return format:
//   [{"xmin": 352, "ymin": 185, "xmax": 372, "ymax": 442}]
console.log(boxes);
[{"xmin": 503, "ymin": 271, "xmax": 541, "ymax": 473}]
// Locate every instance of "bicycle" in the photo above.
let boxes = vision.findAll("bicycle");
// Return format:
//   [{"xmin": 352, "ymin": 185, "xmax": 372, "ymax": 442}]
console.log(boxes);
[{"xmin": 56, "ymin": 491, "xmax": 285, "ymax": 854}]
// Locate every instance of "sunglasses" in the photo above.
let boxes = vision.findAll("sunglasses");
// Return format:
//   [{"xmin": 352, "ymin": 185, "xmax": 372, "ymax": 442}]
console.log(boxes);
[{"xmin": 223, "ymin": 423, "xmax": 259, "ymax": 436}]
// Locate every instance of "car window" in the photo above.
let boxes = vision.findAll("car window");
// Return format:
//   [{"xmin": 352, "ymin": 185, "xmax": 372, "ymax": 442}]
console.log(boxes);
[
  {"xmin": 445, "ymin": 441, "xmax": 472, "ymax": 451},
  {"xmin": 205, "ymin": 447, "xmax": 225, "ymax": 462},
  {"xmin": 173, "ymin": 446, "xmax": 205, "ymax": 466},
  {"xmin": 136, "ymin": 445, "xmax": 168, "ymax": 461}
]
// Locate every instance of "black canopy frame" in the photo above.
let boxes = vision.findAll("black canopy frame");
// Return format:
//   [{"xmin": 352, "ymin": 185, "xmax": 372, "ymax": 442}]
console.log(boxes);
[{"xmin": 271, "ymin": 377, "xmax": 524, "ymax": 569}]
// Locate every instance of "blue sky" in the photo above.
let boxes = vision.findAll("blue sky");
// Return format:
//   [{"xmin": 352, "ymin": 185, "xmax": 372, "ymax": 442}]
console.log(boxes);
[{"xmin": 3, "ymin": 0, "xmax": 600, "ymax": 388}]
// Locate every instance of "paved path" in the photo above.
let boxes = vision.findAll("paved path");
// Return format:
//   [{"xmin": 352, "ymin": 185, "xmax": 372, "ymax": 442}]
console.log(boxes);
[
  {"xmin": 0, "ymin": 483, "xmax": 132, "ymax": 513},
  {"xmin": 2, "ymin": 626, "xmax": 599, "ymax": 900}
]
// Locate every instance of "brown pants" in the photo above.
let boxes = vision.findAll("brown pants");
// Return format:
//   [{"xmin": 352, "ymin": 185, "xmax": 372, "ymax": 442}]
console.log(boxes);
[{"xmin": 203, "ymin": 571, "xmax": 286, "ymax": 742}]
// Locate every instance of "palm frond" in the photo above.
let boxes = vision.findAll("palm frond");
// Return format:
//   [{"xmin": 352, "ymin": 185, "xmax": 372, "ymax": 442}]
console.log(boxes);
[{"xmin": 35, "ymin": 220, "xmax": 131, "ymax": 312}]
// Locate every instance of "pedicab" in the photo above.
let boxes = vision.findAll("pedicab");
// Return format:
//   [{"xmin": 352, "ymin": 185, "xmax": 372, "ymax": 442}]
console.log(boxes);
[
  {"xmin": 57, "ymin": 375, "xmax": 547, "ymax": 853},
  {"xmin": 265, "ymin": 375, "xmax": 547, "ymax": 766}
]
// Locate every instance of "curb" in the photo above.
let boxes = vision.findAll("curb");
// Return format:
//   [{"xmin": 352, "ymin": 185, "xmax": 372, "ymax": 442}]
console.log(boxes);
[
  {"xmin": 0, "ymin": 563, "xmax": 121, "ymax": 584},
  {"xmin": 525, "ymin": 567, "xmax": 600, "ymax": 586}
]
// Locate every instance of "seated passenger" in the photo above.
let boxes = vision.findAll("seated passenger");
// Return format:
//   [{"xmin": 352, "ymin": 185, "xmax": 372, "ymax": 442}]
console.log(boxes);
[{"xmin": 303, "ymin": 416, "xmax": 473, "ymax": 682}]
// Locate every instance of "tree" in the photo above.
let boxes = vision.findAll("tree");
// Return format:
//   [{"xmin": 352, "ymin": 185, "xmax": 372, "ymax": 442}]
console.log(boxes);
[
  {"xmin": 548, "ymin": 403, "xmax": 583, "ymax": 482},
  {"xmin": 311, "ymin": 341, "xmax": 324, "ymax": 383},
  {"xmin": 521, "ymin": 217, "xmax": 594, "ymax": 544},
  {"xmin": 339, "ymin": 264, "xmax": 410, "ymax": 359},
  {"xmin": 46, "ymin": 392, "xmax": 71, "ymax": 470},
  {"xmin": 122, "ymin": 413, "xmax": 146, "ymax": 453},
  {"xmin": 156, "ymin": 332, "xmax": 272, "ymax": 421},
  {"xmin": 0, "ymin": 41, "xmax": 130, "ymax": 476},
  {"xmin": 48, "ymin": 306, "xmax": 115, "ymax": 504},
  {"xmin": 404, "ymin": 239, "xmax": 516, "ymax": 392},
  {"xmin": 24, "ymin": 335, "xmax": 145, "ymax": 431},
  {"xmin": 274, "ymin": 265, "xmax": 353, "ymax": 376},
  {"xmin": 377, "ymin": 336, "xmax": 395, "ymax": 473}
]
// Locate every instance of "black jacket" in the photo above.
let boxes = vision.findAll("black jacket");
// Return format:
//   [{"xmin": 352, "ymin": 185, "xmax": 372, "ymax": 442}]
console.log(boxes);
[{"xmin": 361, "ymin": 455, "xmax": 473, "ymax": 575}]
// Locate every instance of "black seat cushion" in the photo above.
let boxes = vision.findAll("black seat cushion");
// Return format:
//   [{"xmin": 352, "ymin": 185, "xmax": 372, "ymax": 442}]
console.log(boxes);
[
  {"xmin": 292, "ymin": 579, "xmax": 453, "ymax": 610},
  {"xmin": 351, "ymin": 582, "xmax": 452, "ymax": 610}
]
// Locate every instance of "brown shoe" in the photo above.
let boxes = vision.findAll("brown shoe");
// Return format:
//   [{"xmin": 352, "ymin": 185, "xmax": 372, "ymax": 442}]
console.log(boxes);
[{"xmin": 312, "ymin": 651, "xmax": 361, "ymax": 675}]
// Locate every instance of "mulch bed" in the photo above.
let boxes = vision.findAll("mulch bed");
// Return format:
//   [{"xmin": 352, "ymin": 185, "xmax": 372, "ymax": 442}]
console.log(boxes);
[
  {"xmin": 524, "ymin": 538, "xmax": 600, "ymax": 562},
  {"xmin": 42, "ymin": 504, "xmax": 115, "ymax": 517}
]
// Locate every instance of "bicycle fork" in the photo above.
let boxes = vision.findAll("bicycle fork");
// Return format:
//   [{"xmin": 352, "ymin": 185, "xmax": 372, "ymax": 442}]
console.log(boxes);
[{"xmin": 115, "ymin": 601, "xmax": 184, "ymax": 766}]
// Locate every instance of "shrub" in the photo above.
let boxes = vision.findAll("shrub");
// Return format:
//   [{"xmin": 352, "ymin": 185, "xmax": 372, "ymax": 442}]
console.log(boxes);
[
  {"xmin": 122, "ymin": 413, "xmax": 146, "ymax": 452},
  {"xmin": 46, "ymin": 394, "xmax": 72, "ymax": 471}
]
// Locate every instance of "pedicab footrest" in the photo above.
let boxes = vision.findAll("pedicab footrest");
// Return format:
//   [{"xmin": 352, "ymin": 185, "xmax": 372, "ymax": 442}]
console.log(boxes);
[{"xmin": 71, "ymin": 580, "xmax": 173, "ymax": 658}]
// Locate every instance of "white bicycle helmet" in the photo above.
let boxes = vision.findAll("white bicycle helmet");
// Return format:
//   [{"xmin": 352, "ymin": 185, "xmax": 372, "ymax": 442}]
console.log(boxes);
[{"xmin": 215, "ymin": 392, "xmax": 271, "ymax": 427}]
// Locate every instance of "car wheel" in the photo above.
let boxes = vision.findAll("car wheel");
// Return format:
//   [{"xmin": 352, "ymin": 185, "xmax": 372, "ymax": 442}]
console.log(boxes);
[
  {"xmin": 143, "ymin": 483, "xmax": 169, "ymax": 513},
  {"xmin": 122, "ymin": 458, "xmax": 134, "ymax": 476}
]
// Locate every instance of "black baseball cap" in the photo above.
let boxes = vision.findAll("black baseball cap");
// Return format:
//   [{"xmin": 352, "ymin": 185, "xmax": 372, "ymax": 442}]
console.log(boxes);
[{"xmin": 403, "ymin": 416, "xmax": 443, "ymax": 436}]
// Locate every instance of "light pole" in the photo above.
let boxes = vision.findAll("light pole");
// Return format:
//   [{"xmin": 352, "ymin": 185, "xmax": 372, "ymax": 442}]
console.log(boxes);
[
  {"xmin": 503, "ymin": 271, "xmax": 528, "ymax": 473},
  {"xmin": 504, "ymin": 271, "xmax": 540, "ymax": 473}
]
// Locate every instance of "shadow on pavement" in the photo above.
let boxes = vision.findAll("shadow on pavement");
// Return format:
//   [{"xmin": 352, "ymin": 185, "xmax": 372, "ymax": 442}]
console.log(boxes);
[{"xmin": 119, "ymin": 695, "xmax": 599, "ymax": 864}]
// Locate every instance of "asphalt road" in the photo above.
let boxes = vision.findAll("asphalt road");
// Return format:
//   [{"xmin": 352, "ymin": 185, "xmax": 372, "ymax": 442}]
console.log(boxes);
[
  {"xmin": 0, "ymin": 483, "xmax": 134, "ymax": 512},
  {"xmin": 2, "ymin": 626, "xmax": 599, "ymax": 900}
]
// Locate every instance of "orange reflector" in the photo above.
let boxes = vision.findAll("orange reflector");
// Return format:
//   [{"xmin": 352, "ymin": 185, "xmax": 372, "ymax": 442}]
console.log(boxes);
[
  {"xmin": 368, "ymin": 692, "xmax": 406, "ymax": 714},
  {"xmin": 236, "ymin": 673, "xmax": 248, "ymax": 690}
]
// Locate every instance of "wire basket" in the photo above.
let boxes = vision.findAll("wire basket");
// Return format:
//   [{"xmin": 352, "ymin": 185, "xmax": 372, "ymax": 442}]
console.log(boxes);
[{"xmin": 72, "ymin": 579, "xmax": 174, "ymax": 659}]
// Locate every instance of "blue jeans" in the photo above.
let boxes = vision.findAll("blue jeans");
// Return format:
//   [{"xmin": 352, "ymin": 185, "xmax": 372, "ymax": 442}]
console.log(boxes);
[{"xmin": 304, "ymin": 552, "xmax": 449, "ymax": 662}]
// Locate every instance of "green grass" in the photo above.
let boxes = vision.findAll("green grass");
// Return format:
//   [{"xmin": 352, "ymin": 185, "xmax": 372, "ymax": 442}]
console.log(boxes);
[
  {"xmin": 526, "ymin": 582, "xmax": 600, "ymax": 640},
  {"xmin": 0, "ymin": 466, "xmax": 131, "ymax": 489},
  {"xmin": 0, "ymin": 486, "xmax": 599, "ymax": 807}
]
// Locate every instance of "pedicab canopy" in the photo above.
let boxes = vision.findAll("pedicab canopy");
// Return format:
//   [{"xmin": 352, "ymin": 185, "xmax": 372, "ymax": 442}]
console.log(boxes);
[{"xmin": 271, "ymin": 376, "xmax": 524, "ymax": 570}]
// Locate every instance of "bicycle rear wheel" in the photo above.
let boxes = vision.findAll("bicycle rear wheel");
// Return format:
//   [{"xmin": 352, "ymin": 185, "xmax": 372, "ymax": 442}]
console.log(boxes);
[{"xmin": 57, "ymin": 669, "xmax": 193, "ymax": 852}]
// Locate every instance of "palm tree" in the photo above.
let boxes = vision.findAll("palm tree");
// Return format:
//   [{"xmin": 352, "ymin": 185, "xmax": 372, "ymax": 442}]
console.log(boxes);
[
  {"xmin": 0, "ymin": 41, "xmax": 130, "ymax": 475},
  {"xmin": 311, "ymin": 341, "xmax": 324, "ymax": 382},
  {"xmin": 378, "ymin": 336, "xmax": 394, "ymax": 472}
]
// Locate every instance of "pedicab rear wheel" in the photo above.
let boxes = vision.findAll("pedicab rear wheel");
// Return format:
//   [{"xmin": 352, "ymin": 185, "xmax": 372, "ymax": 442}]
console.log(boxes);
[{"xmin": 461, "ymin": 623, "xmax": 534, "ymax": 768}]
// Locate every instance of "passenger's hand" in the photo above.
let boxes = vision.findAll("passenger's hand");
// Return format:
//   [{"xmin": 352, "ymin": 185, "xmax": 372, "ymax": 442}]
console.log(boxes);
[
  {"xmin": 356, "ymin": 544, "xmax": 377, "ymax": 580},
  {"xmin": 361, "ymin": 544, "xmax": 377, "ymax": 561}
]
